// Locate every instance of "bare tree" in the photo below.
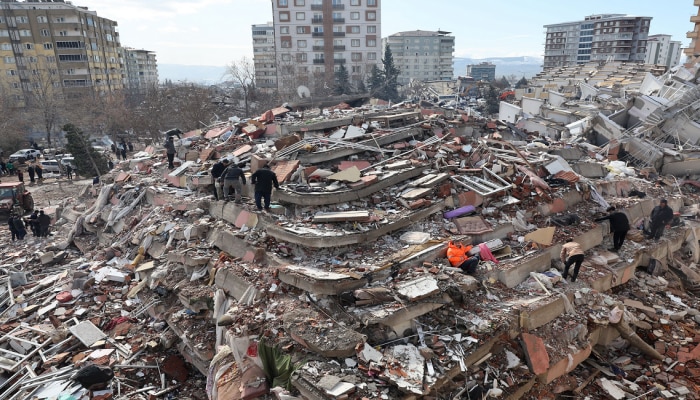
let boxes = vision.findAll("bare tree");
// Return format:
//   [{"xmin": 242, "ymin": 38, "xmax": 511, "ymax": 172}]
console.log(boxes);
[
  {"xmin": 24, "ymin": 67, "xmax": 65, "ymax": 148},
  {"xmin": 0, "ymin": 88, "xmax": 30, "ymax": 154},
  {"xmin": 226, "ymin": 57, "xmax": 256, "ymax": 117}
]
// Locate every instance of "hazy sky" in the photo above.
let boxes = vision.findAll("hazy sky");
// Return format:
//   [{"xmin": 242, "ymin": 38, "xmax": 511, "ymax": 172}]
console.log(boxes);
[{"xmin": 87, "ymin": 0, "xmax": 697, "ymax": 66}]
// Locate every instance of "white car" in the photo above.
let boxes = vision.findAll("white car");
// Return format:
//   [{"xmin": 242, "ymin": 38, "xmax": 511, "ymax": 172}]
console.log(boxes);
[
  {"xmin": 9, "ymin": 149, "xmax": 42, "ymax": 163},
  {"xmin": 40, "ymin": 160, "xmax": 61, "ymax": 173}
]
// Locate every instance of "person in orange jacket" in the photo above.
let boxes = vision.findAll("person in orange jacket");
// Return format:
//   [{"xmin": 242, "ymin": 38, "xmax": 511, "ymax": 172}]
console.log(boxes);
[{"xmin": 447, "ymin": 241, "xmax": 480, "ymax": 274}]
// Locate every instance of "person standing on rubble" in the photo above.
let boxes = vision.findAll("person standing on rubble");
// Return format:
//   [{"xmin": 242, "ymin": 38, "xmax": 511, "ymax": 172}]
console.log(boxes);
[
  {"xmin": 164, "ymin": 136, "xmax": 176, "ymax": 169},
  {"xmin": 27, "ymin": 163, "xmax": 35, "ymax": 184},
  {"xmin": 647, "ymin": 198, "xmax": 674, "ymax": 240},
  {"xmin": 38, "ymin": 210, "xmax": 51, "ymax": 237},
  {"xmin": 594, "ymin": 206, "xmax": 630, "ymax": 252},
  {"xmin": 119, "ymin": 139, "xmax": 127, "ymax": 160},
  {"xmin": 8, "ymin": 214, "xmax": 19, "ymax": 241},
  {"xmin": 211, "ymin": 159, "xmax": 229, "ymax": 200},
  {"xmin": 251, "ymin": 164, "xmax": 279, "ymax": 211},
  {"xmin": 16, "ymin": 168, "xmax": 23, "ymax": 183},
  {"xmin": 24, "ymin": 210, "xmax": 39, "ymax": 237},
  {"xmin": 560, "ymin": 238, "xmax": 584, "ymax": 282},
  {"xmin": 221, "ymin": 162, "xmax": 246, "ymax": 203},
  {"xmin": 35, "ymin": 162, "xmax": 43, "ymax": 183},
  {"xmin": 10, "ymin": 214, "xmax": 26, "ymax": 240}
]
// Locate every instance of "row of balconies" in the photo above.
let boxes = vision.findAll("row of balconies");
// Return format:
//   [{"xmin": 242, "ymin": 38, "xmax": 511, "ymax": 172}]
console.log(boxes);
[
  {"xmin": 311, "ymin": 45, "xmax": 346, "ymax": 51},
  {"xmin": 311, "ymin": 31, "xmax": 345, "ymax": 37},
  {"xmin": 310, "ymin": 4, "xmax": 344, "ymax": 9},
  {"xmin": 312, "ymin": 58, "xmax": 346, "ymax": 64}
]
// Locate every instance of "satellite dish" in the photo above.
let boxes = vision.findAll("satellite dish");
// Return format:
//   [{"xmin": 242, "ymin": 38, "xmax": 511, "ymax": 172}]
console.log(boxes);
[{"xmin": 297, "ymin": 85, "xmax": 311, "ymax": 99}]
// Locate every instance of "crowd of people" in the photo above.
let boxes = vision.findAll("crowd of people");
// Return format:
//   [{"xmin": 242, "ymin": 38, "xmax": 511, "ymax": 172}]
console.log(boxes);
[{"xmin": 8, "ymin": 209, "xmax": 52, "ymax": 241}]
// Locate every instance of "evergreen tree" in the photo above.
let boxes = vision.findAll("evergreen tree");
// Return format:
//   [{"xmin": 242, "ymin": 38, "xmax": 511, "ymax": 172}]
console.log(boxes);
[
  {"xmin": 63, "ymin": 123, "xmax": 109, "ymax": 177},
  {"xmin": 334, "ymin": 64, "xmax": 351, "ymax": 95},
  {"xmin": 355, "ymin": 78, "xmax": 366, "ymax": 94},
  {"xmin": 485, "ymin": 85, "xmax": 500, "ymax": 115},
  {"xmin": 368, "ymin": 65, "xmax": 384, "ymax": 98},
  {"xmin": 515, "ymin": 77, "xmax": 529, "ymax": 89},
  {"xmin": 382, "ymin": 44, "xmax": 401, "ymax": 102}
]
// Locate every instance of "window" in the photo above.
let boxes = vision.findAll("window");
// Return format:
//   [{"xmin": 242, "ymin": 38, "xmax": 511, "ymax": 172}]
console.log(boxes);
[
  {"xmin": 46, "ymin": 56, "xmax": 56, "ymax": 63},
  {"xmin": 297, "ymin": 26, "xmax": 306, "ymax": 34},
  {"xmin": 86, "ymin": 17, "xmax": 94, "ymax": 26},
  {"xmin": 313, "ymin": 26, "xmax": 323, "ymax": 34},
  {"xmin": 4, "ymin": 56, "xmax": 15, "ymax": 64},
  {"xmin": 351, "ymin": 65, "xmax": 361, "ymax": 73},
  {"xmin": 24, "ymin": 43, "xmax": 33, "ymax": 50},
  {"xmin": 333, "ymin": 26, "xmax": 343, "ymax": 33},
  {"xmin": 6, "ymin": 69, "xmax": 16, "ymax": 76},
  {"xmin": 297, "ymin": 53, "xmax": 307, "ymax": 62},
  {"xmin": 368, "ymin": 52, "xmax": 376, "ymax": 60},
  {"xmin": 56, "ymin": 41, "xmax": 83, "ymax": 49},
  {"xmin": 350, "ymin": 0, "xmax": 360, "ymax": 4},
  {"xmin": 294, "ymin": 0, "xmax": 305, "ymax": 5},
  {"xmin": 366, "ymin": 11, "xmax": 376, "ymax": 20},
  {"xmin": 278, "ymin": 0, "xmax": 288, "ymax": 6},
  {"xmin": 350, "ymin": 12, "xmax": 360, "ymax": 20},
  {"xmin": 297, "ymin": 40, "xmax": 307, "ymax": 48},
  {"xmin": 280, "ymin": 26, "xmax": 290, "ymax": 34},
  {"xmin": 281, "ymin": 53, "xmax": 291, "ymax": 61},
  {"xmin": 40, "ymin": 29, "xmax": 50, "ymax": 36},
  {"xmin": 296, "ymin": 12, "xmax": 305, "ymax": 20},
  {"xmin": 0, "ymin": 43, "xmax": 11, "ymax": 50},
  {"xmin": 16, "ymin": 16, "xmax": 28, "ymax": 23},
  {"xmin": 58, "ymin": 31, "xmax": 68, "ymax": 36},
  {"xmin": 349, "ymin": 26, "xmax": 360, "ymax": 33},
  {"xmin": 94, "ymin": 55, "xmax": 101, "ymax": 62},
  {"xmin": 351, "ymin": 39, "xmax": 360, "ymax": 47},
  {"xmin": 28, "ymin": 56, "xmax": 37, "ymax": 63},
  {"xmin": 43, "ymin": 43, "xmax": 53, "ymax": 50},
  {"xmin": 19, "ymin": 30, "xmax": 31, "ymax": 37},
  {"xmin": 106, "ymin": 34, "xmax": 113, "ymax": 41},
  {"xmin": 279, "ymin": 12, "xmax": 290, "ymax": 21},
  {"xmin": 366, "ymin": 38, "xmax": 376, "ymax": 47},
  {"xmin": 367, "ymin": 25, "xmax": 376, "ymax": 33},
  {"xmin": 55, "ymin": 17, "xmax": 65, "ymax": 23},
  {"xmin": 59, "ymin": 54, "xmax": 85, "ymax": 62},
  {"xmin": 0, "ymin": 30, "xmax": 8, "ymax": 37},
  {"xmin": 351, "ymin": 52, "xmax": 362, "ymax": 61},
  {"xmin": 281, "ymin": 39, "xmax": 291, "ymax": 48}
]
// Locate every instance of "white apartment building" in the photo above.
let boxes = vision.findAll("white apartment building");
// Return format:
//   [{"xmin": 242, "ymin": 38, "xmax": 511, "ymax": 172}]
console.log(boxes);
[
  {"xmin": 383, "ymin": 30, "xmax": 454, "ymax": 86},
  {"xmin": 252, "ymin": 22, "xmax": 277, "ymax": 93},
  {"xmin": 122, "ymin": 47, "xmax": 158, "ymax": 95},
  {"xmin": 269, "ymin": 0, "xmax": 382, "ymax": 96},
  {"xmin": 645, "ymin": 34, "xmax": 682, "ymax": 68},
  {"xmin": 544, "ymin": 14, "xmax": 652, "ymax": 69}
]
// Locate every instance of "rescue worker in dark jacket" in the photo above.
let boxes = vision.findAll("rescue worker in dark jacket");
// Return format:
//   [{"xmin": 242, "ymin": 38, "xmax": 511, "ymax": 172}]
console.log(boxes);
[
  {"xmin": 221, "ymin": 162, "xmax": 246, "ymax": 203},
  {"xmin": 250, "ymin": 164, "xmax": 279, "ymax": 211},
  {"xmin": 595, "ymin": 206, "xmax": 630, "ymax": 252},
  {"xmin": 647, "ymin": 199, "xmax": 674, "ymax": 240},
  {"xmin": 210, "ymin": 159, "xmax": 229, "ymax": 200},
  {"xmin": 164, "ymin": 137, "xmax": 176, "ymax": 169},
  {"xmin": 38, "ymin": 210, "xmax": 51, "ymax": 237},
  {"xmin": 24, "ymin": 210, "xmax": 39, "ymax": 236},
  {"xmin": 10, "ymin": 214, "xmax": 26, "ymax": 240}
]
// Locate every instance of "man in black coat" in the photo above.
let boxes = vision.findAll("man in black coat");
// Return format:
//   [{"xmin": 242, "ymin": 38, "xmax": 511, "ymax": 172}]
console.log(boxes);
[
  {"xmin": 595, "ymin": 206, "xmax": 630, "ymax": 252},
  {"xmin": 250, "ymin": 164, "xmax": 279, "ymax": 211},
  {"xmin": 38, "ymin": 210, "xmax": 51, "ymax": 237},
  {"xmin": 647, "ymin": 199, "xmax": 674, "ymax": 240},
  {"xmin": 210, "ymin": 159, "xmax": 229, "ymax": 200}
]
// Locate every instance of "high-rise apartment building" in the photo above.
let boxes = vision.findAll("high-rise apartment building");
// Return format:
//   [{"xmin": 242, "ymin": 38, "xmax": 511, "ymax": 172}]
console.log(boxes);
[
  {"xmin": 269, "ymin": 0, "xmax": 382, "ymax": 96},
  {"xmin": 252, "ymin": 22, "xmax": 277, "ymax": 94},
  {"xmin": 122, "ymin": 47, "xmax": 158, "ymax": 95},
  {"xmin": 544, "ymin": 14, "xmax": 651, "ymax": 69},
  {"xmin": 644, "ymin": 34, "xmax": 682, "ymax": 68},
  {"xmin": 685, "ymin": 0, "xmax": 700, "ymax": 63},
  {"xmin": 383, "ymin": 30, "xmax": 454, "ymax": 86},
  {"xmin": 0, "ymin": 0, "xmax": 123, "ymax": 103},
  {"xmin": 466, "ymin": 62, "xmax": 496, "ymax": 82}
]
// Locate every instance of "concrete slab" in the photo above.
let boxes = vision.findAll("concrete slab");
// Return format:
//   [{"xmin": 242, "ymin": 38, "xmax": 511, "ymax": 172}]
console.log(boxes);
[
  {"xmin": 278, "ymin": 265, "xmax": 366, "ymax": 295},
  {"xmin": 215, "ymin": 268, "xmax": 261, "ymax": 303},
  {"xmin": 521, "ymin": 333, "xmax": 549, "ymax": 375},
  {"xmin": 69, "ymin": 321, "xmax": 106, "ymax": 348}
]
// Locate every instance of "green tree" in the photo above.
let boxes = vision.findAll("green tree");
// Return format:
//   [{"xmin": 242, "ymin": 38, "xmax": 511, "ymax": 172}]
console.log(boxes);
[
  {"xmin": 515, "ymin": 77, "xmax": 529, "ymax": 89},
  {"xmin": 381, "ymin": 44, "xmax": 400, "ymax": 102},
  {"xmin": 63, "ymin": 123, "xmax": 109, "ymax": 177},
  {"xmin": 368, "ymin": 65, "xmax": 384, "ymax": 98},
  {"xmin": 485, "ymin": 85, "xmax": 500, "ymax": 115},
  {"xmin": 334, "ymin": 64, "xmax": 351, "ymax": 95}
]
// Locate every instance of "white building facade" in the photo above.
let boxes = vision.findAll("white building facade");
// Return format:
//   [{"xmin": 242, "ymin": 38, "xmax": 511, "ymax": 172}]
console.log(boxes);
[
  {"xmin": 644, "ymin": 34, "xmax": 682, "ymax": 68},
  {"xmin": 383, "ymin": 30, "xmax": 454, "ymax": 86}
]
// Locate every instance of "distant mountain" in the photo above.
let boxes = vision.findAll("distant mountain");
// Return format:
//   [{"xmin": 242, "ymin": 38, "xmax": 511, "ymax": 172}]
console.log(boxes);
[
  {"xmin": 158, "ymin": 64, "xmax": 228, "ymax": 85},
  {"xmin": 453, "ymin": 56, "xmax": 544, "ymax": 80}
]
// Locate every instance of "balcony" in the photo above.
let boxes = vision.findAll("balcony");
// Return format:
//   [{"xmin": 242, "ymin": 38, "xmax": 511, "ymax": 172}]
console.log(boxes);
[
  {"xmin": 333, "ymin": 58, "xmax": 346, "ymax": 64},
  {"xmin": 311, "ymin": 4, "xmax": 323, "ymax": 10},
  {"xmin": 312, "ymin": 32, "xmax": 324, "ymax": 37},
  {"xmin": 333, "ymin": 32, "xmax": 345, "ymax": 37},
  {"xmin": 692, "ymin": 15, "xmax": 700, "ymax": 23},
  {"xmin": 333, "ymin": 18, "xmax": 345, "ymax": 23},
  {"xmin": 312, "ymin": 17, "xmax": 323, "ymax": 23},
  {"xmin": 312, "ymin": 45, "xmax": 325, "ymax": 51},
  {"xmin": 332, "ymin": 4, "xmax": 345, "ymax": 10},
  {"xmin": 333, "ymin": 45, "xmax": 345, "ymax": 51},
  {"xmin": 313, "ymin": 58, "xmax": 326, "ymax": 64}
]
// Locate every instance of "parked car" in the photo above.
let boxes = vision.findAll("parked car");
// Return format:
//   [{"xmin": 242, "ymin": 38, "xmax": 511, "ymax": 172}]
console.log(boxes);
[
  {"xmin": 40, "ymin": 159, "xmax": 61, "ymax": 174},
  {"xmin": 59, "ymin": 157, "xmax": 76, "ymax": 170},
  {"xmin": 8, "ymin": 149, "xmax": 42, "ymax": 163}
]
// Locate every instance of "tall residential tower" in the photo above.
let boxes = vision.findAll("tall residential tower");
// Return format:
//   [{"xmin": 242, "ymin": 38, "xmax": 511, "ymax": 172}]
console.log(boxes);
[
  {"xmin": 544, "ymin": 14, "xmax": 651, "ymax": 69},
  {"xmin": 269, "ymin": 0, "xmax": 382, "ymax": 96},
  {"xmin": 0, "ymin": 0, "xmax": 123, "ymax": 103},
  {"xmin": 383, "ymin": 30, "xmax": 454, "ymax": 86}
]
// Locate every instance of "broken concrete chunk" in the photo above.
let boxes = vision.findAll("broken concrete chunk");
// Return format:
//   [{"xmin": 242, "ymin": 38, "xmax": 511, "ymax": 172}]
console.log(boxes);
[
  {"xmin": 284, "ymin": 308, "xmax": 365, "ymax": 358},
  {"xmin": 396, "ymin": 276, "xmax": 440, "ymax": 301}
]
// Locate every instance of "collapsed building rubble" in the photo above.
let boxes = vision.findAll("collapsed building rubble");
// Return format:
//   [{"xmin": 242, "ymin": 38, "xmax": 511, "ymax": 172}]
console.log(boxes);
[{"xmin": 5, "ymin": 62, "xmax": 700, "ymax": 400}]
